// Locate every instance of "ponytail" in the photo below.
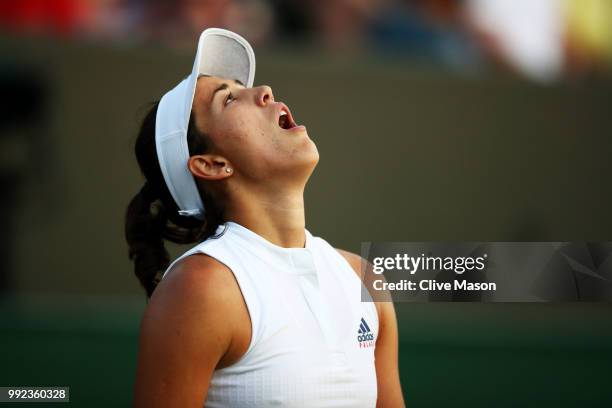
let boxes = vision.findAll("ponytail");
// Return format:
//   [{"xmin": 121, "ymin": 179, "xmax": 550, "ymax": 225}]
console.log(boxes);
[
  {"xmin": 125, "ymin": 182, "xmax": 169, "ymax": 297},
  {"xmin": 125, "ymin": 102, "xmax": 223, "ymax": 298}
]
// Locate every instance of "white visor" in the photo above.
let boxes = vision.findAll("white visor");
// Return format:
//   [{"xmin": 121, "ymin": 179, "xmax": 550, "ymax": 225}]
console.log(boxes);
[{"xmin": 155, "ymin": 28, "xmax": 256, "ymax": 219}]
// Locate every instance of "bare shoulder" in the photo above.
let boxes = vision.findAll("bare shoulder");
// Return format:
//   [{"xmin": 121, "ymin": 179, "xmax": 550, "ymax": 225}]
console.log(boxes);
[
  {"xmin": 144, "ymin": 253, "xmax": 251, "ymax": 347},
  {"xmin": 335, "ymin": 248, "xmax": 365, "ymax": 279},
  {"xmin": 144, "ymin": 254, "xmax": 241, "ymax": 324},
  {"xmin": 335, "ymin": 248, "xmax": 385, "ymax": 317},
  {"xmin": 155, "ymin": 254, "xmax": 240, "ymax": 304},
  {"xmin": 134, "ymin": 254, "xmax": 249, "ymax": 406},
  {"xmin": 140, "ymin": 253, "xmax": 245, "ymax": 353}
]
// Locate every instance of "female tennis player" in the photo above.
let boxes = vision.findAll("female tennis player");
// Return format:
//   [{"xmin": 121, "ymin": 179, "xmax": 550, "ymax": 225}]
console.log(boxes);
[{"xmin": 126, "ymin": 28, "xmax": 404, "ymax": 407}]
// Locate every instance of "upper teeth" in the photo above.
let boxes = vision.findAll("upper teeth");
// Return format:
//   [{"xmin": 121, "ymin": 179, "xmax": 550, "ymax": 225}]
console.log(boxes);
[{"xmin": 280, "ymin": 111, "xmax": 287, "ymax": 116}]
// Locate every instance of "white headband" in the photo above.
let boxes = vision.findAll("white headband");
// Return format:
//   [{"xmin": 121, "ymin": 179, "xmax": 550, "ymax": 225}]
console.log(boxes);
[{"xmin": 155, "ymin": 28, "xmax": 256, "ymax": 219}]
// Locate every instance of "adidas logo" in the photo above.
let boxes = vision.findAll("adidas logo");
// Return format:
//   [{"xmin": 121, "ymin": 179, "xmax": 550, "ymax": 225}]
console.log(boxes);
[{"xmin": 357, "ymin": 317, "xmax": 375, "ymax": 348}]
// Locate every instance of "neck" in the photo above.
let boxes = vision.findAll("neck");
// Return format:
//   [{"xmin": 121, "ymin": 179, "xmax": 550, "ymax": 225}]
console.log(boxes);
[{"xmin": 222, "ymin": 186, "xmax": 307, "ymax": 248}]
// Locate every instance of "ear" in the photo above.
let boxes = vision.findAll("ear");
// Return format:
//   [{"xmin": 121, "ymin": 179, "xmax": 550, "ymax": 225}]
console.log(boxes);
[{"xmin": 188, "ymin": 154, "xmax": 233, "ymax": 181}]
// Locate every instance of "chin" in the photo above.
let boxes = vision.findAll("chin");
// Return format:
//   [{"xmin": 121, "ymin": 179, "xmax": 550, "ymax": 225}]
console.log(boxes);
[
  {"xmin": 283, "ymin": 143, "xmax": 319, "ymax": 181},
  {"xmin": 310, "ymin": 145, "xmax": 320, "ymax": 166},
  {"xmin": 303, "ymin": 139, "xmax": 320, "ymax": 167}
]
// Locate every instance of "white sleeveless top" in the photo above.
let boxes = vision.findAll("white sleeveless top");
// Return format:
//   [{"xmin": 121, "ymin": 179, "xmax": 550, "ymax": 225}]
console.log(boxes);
[{"xmin": 162, "ymin": 221, "xmax": 378, "ymax": 407}]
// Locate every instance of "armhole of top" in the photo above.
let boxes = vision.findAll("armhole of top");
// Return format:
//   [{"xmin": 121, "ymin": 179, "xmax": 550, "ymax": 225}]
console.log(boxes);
[
  {"xmin": 370, "ymin": 298, "xmax": 380, "ymax": 337},
  {"xmin": 184, "ymin": 248, "xmax": 262, "ymax": 364},
  {"xmin": 326, "ymin": 240, "xmax": 367, "ymax": 286},
  {"xmin": 326, "ymin": 241, "xmax": 380, "ymax": 333}
]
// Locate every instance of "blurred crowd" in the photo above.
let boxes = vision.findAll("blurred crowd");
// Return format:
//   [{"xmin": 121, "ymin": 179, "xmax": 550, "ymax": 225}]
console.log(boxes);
[{"xmin": 1, "ymin": 0, "xmax": 612, "ymax": 82}]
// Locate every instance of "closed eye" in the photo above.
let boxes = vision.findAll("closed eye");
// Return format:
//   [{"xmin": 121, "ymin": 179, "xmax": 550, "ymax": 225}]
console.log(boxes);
[{"xmin": 225, "ymin": 92, "xmax": 235, "ymax": 106}]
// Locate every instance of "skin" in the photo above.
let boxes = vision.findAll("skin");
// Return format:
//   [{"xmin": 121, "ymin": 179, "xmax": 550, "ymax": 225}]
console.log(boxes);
[{"xmin": 134, "ymin": 76, "xmax": 405, "ymax": 407}]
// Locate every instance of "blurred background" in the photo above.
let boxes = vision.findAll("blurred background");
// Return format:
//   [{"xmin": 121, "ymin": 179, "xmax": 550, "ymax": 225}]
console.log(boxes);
[{"xmin": 1, "ymin": 0, "xmax": 611, "ymax": 406}]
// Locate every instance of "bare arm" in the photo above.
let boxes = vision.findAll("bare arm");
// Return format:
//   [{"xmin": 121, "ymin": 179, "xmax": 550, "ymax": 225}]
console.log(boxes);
[
  {"xmin": 336, "ymin": 249, "xmax": 405, "ymax": 408},
  {"xmin": 133, "ymin": 255, "xmax": 248, "ymax": 407},
  {"xmin": 373, "ymin": 300, "xmax": 405, "ymax": 407}
]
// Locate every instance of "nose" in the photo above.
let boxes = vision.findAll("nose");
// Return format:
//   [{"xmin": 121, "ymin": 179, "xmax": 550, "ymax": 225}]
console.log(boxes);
[{"xmin": 254, "ymin": 85, "xmax": 274, "ymax": 106}]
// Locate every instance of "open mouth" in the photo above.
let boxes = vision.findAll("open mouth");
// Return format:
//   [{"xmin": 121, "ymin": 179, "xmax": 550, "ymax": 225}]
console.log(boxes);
[{"xmin": 278, "ymin": 104, "xmax": 298, "ymax": 130}]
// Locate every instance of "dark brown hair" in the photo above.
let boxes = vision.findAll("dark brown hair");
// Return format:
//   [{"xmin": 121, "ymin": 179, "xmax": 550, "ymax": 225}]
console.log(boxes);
[{"xmin": 125, "ymin": 102, "xmax": 223, "ymax": 298}]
